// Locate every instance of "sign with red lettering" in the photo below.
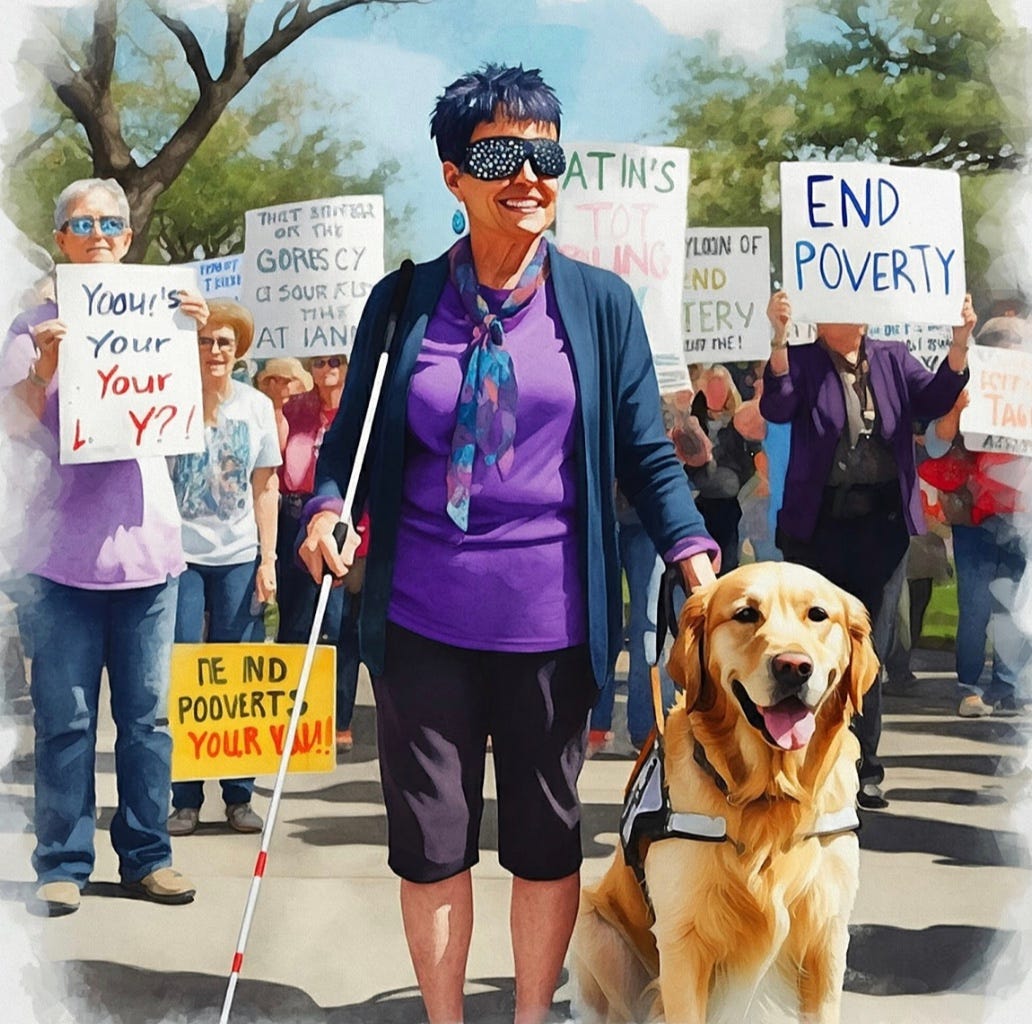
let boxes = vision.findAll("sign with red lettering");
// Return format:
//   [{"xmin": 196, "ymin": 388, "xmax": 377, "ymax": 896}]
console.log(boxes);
[
  {"xmin": 556, "ymin": 143, "xmax": 691, "ymax": 391},
  {"xmin": 780, "ymin": 162, "xmax": 965, "ymax": 326},
  {"xmin": 55, "ymin": 264, "xmax": 204, "ymax": 465},
  {"xmin": 963, "ymin": 346, "xmax": 1032, "ymax": 454},
  {"xmin": 241, "ymin": 195, "xmax": 385, "ymax": 358},
  {"xmin": 169, "ymin": 643, "xmax": 336, "ymax": 779}
]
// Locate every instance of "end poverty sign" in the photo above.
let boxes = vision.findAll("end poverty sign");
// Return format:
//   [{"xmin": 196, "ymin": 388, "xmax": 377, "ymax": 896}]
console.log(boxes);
[{"xmin": 780, "ymin": 162, "xmax": 965, "ymax": 326}]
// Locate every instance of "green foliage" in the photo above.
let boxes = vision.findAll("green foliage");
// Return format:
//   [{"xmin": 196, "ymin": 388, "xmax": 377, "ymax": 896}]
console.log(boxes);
[
  {"xmin": 4, "ymin": 3, "xmax": 410, "ymax": 266},
  {"xmin": 661, "ymin": 0, "xmax": 1030, "ymax": 305}
]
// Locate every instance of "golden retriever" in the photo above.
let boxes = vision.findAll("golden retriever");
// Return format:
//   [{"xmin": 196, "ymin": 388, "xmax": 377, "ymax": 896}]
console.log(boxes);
[{"xmin": 570, "ymin": 561, "xmax": 880, "ymax": 1024}]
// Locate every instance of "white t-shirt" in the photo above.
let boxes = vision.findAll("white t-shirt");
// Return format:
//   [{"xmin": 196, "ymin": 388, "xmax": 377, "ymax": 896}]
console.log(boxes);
[{"xmin": 170, "ymin": 380, "xmax": 281, "ymax": 566}]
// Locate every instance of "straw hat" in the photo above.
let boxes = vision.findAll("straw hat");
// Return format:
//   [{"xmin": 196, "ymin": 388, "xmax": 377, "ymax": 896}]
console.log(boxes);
[{"xmin": 255, "ymin": 357, "xmax": 313, "ymax": 391}]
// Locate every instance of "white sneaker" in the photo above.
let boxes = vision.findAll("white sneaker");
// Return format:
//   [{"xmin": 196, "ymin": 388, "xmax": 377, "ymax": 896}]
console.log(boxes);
[{"xmin": 958, "ymin": 695, "xmax": 994, "ymax": 718}]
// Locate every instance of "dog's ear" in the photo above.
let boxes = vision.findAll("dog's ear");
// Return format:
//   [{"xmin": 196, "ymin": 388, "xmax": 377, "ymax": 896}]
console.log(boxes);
[
  {"xmin": 666, "ymin": 585, "xmax": 711, "ymax": 711},
  {"xmin": 842, "ymin": 592, "xmax": 880, "ymax": 715}
]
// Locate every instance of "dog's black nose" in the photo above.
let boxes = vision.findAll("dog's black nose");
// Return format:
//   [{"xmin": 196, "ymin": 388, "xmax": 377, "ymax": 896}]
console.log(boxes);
[{"xmin": 771, "ymin": 652, "xmax": 814, "ymax": 690}]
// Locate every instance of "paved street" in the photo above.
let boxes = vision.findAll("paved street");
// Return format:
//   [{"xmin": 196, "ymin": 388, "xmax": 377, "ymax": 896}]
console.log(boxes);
[{"xmin": 1, "ymin": 647, "xmax": 1031, "ymax": 1024}]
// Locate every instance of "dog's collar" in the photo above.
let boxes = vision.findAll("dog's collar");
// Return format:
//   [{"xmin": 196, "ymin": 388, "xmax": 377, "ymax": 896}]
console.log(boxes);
[
  {"xmin": 693, "ymin": 740, "xmax": 731, "ymax": 798},
  {"xmin": 692, "ymin": 740, "xmax": 860, "ymax": 839}
]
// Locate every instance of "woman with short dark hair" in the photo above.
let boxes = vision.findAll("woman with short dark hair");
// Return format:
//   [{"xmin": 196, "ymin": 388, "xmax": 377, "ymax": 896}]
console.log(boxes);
[{"xmin": 302, "ymin": 64, "xmax": 717, "ymax": 1024}]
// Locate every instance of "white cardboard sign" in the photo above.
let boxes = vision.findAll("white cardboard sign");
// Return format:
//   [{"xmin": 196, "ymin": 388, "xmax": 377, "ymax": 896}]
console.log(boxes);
[
  {"xmin": 780, "ymin": 162, "xmax": 965, "ymax": 326},
  {"xmin": 241, "ymin": 196, "xmax": 385, "ymax": 358},
  {"xmin": 55, "ymin": 264, "xmax": 204, "ymax": 465},
  {"xmin": 186, "ymin": 254, "xmax": 243, "ymax": 299},
  {"xmin": 962, "ymin": 346, "xmax": 1032, "ymax": 453},
  {"xmin": 683, "ymin": 227, "xmax": 770, "ymax": 364},
  {"xmin": 866, "ymin": 322, "xmax": 954, "ymax": 371},
  {"xmin": 556, "ymin": 142, "xmax": 691, "ymax": 391}
]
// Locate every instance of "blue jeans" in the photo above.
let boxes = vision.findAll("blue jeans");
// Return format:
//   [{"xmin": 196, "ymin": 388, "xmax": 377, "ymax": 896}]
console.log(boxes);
[
  {"xmin": 277, "ymin": 518, "xmax": 360, "ymax": 732},
  {"xmin": 27, "ymin": 575, "xmax": 178, "ymax": 886},
  {"xmin": 171, "ymin": 561, "xmax": 261, "ymax": 810},
  {"xmin": 591, "ymin": 520, "xmax": 669, "ymax": 747},
  {"xmin": 953, "ymin": 522, "xmax": 1029, "ymax": 701}
]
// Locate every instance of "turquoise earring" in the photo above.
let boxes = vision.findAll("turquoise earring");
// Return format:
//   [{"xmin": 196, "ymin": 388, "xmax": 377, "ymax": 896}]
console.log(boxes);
[{"xmin": 452, "ymin": 207, "xmax": 466, "ymax": 235}]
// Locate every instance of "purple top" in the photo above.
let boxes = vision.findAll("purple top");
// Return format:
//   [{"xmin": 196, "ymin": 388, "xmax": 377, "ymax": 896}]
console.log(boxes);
[
  {"xmin": 0, "ymin": 302, "xmax": 185, "ymax": 589},
  {"xmin": 387, "ymin": 277, "xmax": 586, "ymax": 650}
]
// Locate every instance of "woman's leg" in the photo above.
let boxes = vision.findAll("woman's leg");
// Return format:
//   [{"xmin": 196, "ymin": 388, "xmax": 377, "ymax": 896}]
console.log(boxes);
[
  {"xmin": 171, "ymin": 565, "xmax": 208, "ymax": 812},
  {"xmin": 952, "ymin": 524, "xmax": 994, "ymax": 697},
  {"xmin": 206, "ymin": 560, "xmax": 264, "ymax": 807},
  {"xmin": 29, "ymin": 579, "xmax": 105, "ymax": 886},
  {"xmin": 400, "ymin": 871, "xmax": 474, "ymax": 1024},
  {"xmin": 511, "ymin": 872, "xmax": 581, "ymax": 1024}
]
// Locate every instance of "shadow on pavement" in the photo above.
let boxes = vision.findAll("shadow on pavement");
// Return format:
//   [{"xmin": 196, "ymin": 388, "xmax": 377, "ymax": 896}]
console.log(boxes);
[
  {"xmin": 857, "ymin": 810, "xmax": 1031, "ymax": 867},
  {"xmin": 39, "ymin": 962, "xmax": 573, "ymax": 1024},
  {"xmin": 846, "ymin": 923, "xmax": 1025, "ymax": 996}
]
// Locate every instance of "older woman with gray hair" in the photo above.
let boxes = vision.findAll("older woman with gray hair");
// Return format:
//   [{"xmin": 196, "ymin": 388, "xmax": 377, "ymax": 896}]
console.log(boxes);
[
  {"xmin": 0, "ymin": 177, "xmax": 207, "ymax": 914},
  {"xmin": 301, "ymin": 65, "xmax": 717, "ymax": 1024}
]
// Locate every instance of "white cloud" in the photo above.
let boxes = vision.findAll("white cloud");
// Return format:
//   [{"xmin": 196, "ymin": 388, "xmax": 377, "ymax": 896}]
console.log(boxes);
[{"xmin": 634, "ymin": 0, "xmax": 787, "ymax": 58}]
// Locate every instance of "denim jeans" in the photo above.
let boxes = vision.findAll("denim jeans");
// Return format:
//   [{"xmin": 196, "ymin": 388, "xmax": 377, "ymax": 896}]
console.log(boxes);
[
  {"xmin": 591, "ymin": 520, "xmax": 669, "ymax": 747},
  {"xmin": 171, "ymin": 560, "xmax": 261, "ymax": 810},
  {"xmin": 28, "ymin": 575, "xmax": 178, "ymax": 886},
  {"xmin": 953, "ymin": 521, "xmax": 1030, "ymax": 701},
  {"xmin": 278, "ymin": 529, "xmax": 360, "ymax": 732}
]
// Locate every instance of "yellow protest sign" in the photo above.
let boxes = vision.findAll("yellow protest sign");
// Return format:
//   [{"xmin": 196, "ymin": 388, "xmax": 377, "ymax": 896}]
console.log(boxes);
[{"xmin": 169, "ymin": 643, "xmax": 336, "ymax": 780}]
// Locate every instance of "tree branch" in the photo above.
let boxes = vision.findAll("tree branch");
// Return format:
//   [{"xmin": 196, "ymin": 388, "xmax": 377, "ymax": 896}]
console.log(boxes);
[{"xmin": 146, "ymin": 0, "xmax": 213, "ymax": 90}]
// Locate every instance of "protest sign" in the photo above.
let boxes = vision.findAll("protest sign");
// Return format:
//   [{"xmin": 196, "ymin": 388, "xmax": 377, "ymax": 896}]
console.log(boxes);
[
  {"xmin": 780, "ymin": 162, "xmax": 965, "ymax": 326},
  {"xmin": 556, "ymin": 143, "xmax": 691, "ymax": 390},
  {"xmin": 241, "ymin": 196, "xmax": 384, "ymax": 358},
  {"xmin": 683, "ymin": 227, "xmax": 770, "ymax": 364},
  {"xmin": 169, "ymin": 643, "xmax": 336, "ymax": 780},
  {"xmin": 961, "ymin": 346, "xmax": 1032, "ymax": 455},
  {"xmin": 867, "ymin": 322, "xmax": 954, "ymax": 370},
  {"xmin": 186, "ymin": 254, "xmax": 243, "ymax": 299},
  {"xmin": 55, "ymin": 264, "xmax": 204, "ymax": 465}
]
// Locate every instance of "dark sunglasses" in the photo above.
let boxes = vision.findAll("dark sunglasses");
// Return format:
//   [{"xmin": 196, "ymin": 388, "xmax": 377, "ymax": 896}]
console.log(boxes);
[
  {"xmin": 461, "ymin": 137, "xmax": 566, "ymax": 181},
  {"xmin": 198, "ymin": 336, "xmax": 236, "ymax": 351},
  {"xmin": 311, "ymin": 356, "xmax": 344, "ymax": 369},
  {"xmin": 60, "ymin": 216, "xmax": 128, "ymax": 237}
]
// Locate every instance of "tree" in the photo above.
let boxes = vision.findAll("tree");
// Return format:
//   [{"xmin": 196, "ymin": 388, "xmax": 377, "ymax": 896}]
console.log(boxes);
[
  {"xmin": 661, "ymin": 0, "xmax": 1031, "ymax": 306},
  {"xmin": 19, "ymin": 0, "xmax": 420, "ymax": 261}
]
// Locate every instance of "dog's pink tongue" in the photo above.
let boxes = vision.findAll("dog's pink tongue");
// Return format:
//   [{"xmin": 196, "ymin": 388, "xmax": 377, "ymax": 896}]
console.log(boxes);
[{"xmin": 760, "ymin": 698, "xmax": 815, "ymax": 750}]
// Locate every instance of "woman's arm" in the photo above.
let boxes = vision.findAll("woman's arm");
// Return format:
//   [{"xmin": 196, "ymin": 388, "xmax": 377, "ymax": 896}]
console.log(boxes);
[
  {"xmin": 758, "ymin": 292, "xmax": 800, "ymax": 423},
  {"xmin": 251, "ymin": 466, "xmax": 279, "ymax": 603}
]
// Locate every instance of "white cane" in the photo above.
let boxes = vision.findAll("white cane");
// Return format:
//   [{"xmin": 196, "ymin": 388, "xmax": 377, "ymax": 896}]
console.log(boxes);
[{"xmin": 218, "ymin": 259, "xmax": 415, "ymax": 1024}]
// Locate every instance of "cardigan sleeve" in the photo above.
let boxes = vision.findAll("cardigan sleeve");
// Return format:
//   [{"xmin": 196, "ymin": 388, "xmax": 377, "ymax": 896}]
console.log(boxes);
[{"xmin": 609, "ymin": 283, "xmax": 718, "ymax": 563}]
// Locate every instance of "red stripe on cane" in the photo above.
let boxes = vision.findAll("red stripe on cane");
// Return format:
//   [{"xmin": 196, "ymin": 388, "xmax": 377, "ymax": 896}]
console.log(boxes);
[
  {"xmin": 254, "ymin": 851, "xmax": 268, "ymax": 877},
  {"xmin": 232, "ymin": 952, "xmax": 244, "ymax": 973}
]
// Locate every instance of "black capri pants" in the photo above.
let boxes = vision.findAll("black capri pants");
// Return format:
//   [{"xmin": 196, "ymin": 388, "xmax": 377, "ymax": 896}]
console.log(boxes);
[{"xmin": 374, "ymin": 622, "xmax": 598, "ymax": 884}]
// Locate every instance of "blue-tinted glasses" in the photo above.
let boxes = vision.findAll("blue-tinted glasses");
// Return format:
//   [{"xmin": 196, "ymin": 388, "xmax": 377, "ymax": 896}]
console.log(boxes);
[
  {"xmin": 61, "ymin": 215, "xmax": 128, "ymax": 237},
  {"xmin": 462, "ymin": 137, "xmax": 566, "ymax": 181}
]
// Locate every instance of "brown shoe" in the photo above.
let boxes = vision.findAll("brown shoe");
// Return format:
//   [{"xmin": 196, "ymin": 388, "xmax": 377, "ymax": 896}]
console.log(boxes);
[
  {"xmin": 121, "ymin": 867, "xmax": 196, "ymax": 905},
  {"xmin": 34, "ymin": 881, "xmax": 80, "ymax": 916},
  {"xmin": 226, "ymin": 802, "xmax": 263, "ymax": 833},
  {"xmin": 335, "ymin": 729, "xmax": 353, "ymax": 753}
]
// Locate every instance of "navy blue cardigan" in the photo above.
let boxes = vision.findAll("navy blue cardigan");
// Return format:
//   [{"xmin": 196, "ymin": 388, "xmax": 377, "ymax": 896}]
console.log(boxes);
[{"xmin": 314, "ymin": 244, "xmax": 715, "ymax": 686}]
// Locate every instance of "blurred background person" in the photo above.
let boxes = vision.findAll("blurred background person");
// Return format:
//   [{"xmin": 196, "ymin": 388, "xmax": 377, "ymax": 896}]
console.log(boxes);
[
  {"xmin": 688, "ymin": 364, "xmax": 759, "ymax": 575},
  {"xmin": 761, "ymin": 290, "xmax": 973, "ymax": 809},
  {"xmin": 166, "ymin": 299, "xmax": 281, "ymax": 836},
  {"xmin": 919, "ymin": 315, "xmax": 1032, "ymax": 717},
  {"xmin": 255, "ymin": 356, "xmax": 312, "ymax": 449},
  {"xmin": 277, "ymin": 352, "xmax": 360, "ymax": 753}
]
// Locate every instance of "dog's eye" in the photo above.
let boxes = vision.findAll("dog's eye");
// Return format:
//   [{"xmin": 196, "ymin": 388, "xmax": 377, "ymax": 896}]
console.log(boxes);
[
  {"xmin": 808, "ymin": 607, "xmax": 829, "ymax": 622},
  {"xmin": 732, "ymin": 606, "xmax": 760, "ymax": 623}
]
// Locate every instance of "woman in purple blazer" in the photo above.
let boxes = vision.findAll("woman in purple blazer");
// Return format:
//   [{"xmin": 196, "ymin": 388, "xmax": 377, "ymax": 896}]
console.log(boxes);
[{"xmin": 760, "ymin": 290, "xmax": 975, "ymax": 809}]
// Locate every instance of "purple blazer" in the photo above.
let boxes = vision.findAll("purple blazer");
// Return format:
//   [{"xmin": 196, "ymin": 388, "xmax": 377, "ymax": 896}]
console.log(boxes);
[{"xmin": 760, "ymin": 339, "xmax": 968, "ymax": 542}]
